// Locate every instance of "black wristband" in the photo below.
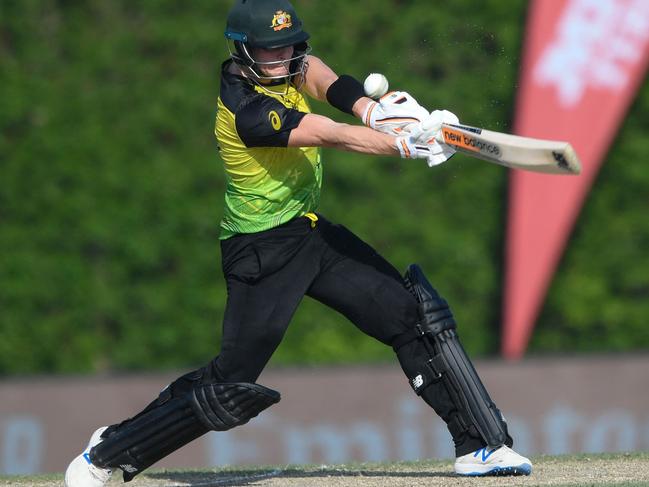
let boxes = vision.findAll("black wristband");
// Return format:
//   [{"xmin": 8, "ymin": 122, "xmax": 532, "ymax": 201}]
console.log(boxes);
[{"xmin": 326, "ymin": 75, "xmax": 366, "ymax": 115}]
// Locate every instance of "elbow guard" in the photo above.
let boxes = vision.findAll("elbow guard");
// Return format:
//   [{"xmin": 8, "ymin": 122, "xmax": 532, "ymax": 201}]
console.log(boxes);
[{"xmin": 326, "ymin": 74, "xmax": 366, "ymax": 115}]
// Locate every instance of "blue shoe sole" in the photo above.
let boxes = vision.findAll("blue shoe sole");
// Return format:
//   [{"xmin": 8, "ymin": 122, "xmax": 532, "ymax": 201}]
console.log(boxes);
[{"xmin": 460, "ymin": 463, "xmax": 532, "ymax": 477}]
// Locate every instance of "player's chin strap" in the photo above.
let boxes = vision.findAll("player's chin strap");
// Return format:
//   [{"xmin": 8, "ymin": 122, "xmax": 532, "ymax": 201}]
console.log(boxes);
[
  {"xmin": 393, "ymin": 264, "xmax": 511, "ymax": 449},
  {"xmin": 89, "ymin": 374, "xmax": 280, "ymax": 482}
]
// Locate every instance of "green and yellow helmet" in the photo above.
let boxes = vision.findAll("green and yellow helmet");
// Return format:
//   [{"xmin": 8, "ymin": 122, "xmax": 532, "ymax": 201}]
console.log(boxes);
[{"xmin": 225, "ymin": 0, "xmax": 311, "ymax": 81}]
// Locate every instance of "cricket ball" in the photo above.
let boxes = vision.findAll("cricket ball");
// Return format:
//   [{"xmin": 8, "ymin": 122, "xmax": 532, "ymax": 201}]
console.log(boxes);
[{"xmin": 364, "ymin": 73, "xmax": 389, "ymax": 99}]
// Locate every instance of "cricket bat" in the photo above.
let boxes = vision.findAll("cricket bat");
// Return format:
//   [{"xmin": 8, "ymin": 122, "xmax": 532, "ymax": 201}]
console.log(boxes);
[
  {"xmin": 440, "ymin": 123, "xmax": 582, "ymax": 175},
  {"xmin": 362, "ymin": 73, "xmax": 581, "ymax": 175}
]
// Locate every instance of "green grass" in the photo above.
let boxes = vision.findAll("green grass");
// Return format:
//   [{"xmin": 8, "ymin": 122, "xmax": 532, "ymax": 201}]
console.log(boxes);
[{"xmin": 1, "ymin": 452, "xmax": 648, "ymax": 486}]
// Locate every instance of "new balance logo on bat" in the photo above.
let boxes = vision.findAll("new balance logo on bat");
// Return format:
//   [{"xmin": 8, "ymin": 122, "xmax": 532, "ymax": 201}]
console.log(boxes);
[{"xmin": 442, "ymin": 127, "xmax": 502, "ymax": 156}]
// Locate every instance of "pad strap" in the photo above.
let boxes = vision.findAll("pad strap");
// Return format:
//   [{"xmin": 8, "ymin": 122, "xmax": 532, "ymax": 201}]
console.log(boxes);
[{"xmin": 391, "ymin": 297, "xmax": 456, "ymax": 352}]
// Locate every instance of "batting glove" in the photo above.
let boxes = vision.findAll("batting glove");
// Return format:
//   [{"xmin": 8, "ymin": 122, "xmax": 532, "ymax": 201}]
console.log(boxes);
[
  {"xmin": 362, "ymin": 91, "xmax": 430, "ymax": 136},
  {"xmin": 396, "ymin": 109, "xmax": 460, "ymax": 167}
]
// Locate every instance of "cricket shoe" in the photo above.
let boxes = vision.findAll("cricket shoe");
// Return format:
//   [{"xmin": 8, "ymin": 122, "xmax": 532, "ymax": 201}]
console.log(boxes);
[
  {"xmin": 454, "ymin": 445, "xmax": 532, "ymax": 476},
  {"xmin": 65, "ymin": 426, "xmax": 113, "ymax": 487}
]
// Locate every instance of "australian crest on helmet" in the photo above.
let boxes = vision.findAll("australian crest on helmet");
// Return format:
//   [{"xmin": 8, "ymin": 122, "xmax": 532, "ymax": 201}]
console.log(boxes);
[
  {"xmin": 271, "ymin": 10, "xmax": 293, "ymax": 31},
  {"xmin": 224, "ymin": 0, "xmax": 311, "ymax": 85}
]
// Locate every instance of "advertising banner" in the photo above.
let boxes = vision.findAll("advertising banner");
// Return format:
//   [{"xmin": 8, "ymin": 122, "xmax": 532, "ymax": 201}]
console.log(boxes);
[
  {"xmin": 504, "ymin": 0, "xmax": 649, "ymax": 359},
  {"xmin": 2, "ymin": 358, "xmax": 648, "ymax": 475}
]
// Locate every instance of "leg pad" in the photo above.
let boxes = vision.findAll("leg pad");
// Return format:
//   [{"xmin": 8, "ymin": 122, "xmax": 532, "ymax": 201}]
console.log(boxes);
[
  {"xmin": 90, "ymin": 381, "xmax": 279, "ymax": 481},
  {"xmin": 395, "ymin": 264, "xmax": 510, "ymax": 448}
]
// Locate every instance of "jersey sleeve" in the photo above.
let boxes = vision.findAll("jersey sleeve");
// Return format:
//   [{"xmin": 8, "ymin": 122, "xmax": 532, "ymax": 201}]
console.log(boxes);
[{"xmin": 235, "ymin": 95, "xmax": 307, "ymax": 148}]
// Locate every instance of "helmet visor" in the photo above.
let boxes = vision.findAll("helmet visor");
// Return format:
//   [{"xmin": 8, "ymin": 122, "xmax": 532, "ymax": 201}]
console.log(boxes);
[{"xmin": 226, "ymin": 39, "xmax": 312, "ymax": 82}]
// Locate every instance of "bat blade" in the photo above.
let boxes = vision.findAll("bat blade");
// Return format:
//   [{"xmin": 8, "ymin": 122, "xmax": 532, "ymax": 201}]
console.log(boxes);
[{"xmin": 441, "ymin": 123, "xmax": 582, "ymax": 175}]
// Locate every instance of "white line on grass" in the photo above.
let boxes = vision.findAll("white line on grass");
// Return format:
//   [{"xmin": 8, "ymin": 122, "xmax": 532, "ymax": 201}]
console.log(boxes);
[{"xmin": 166, "ymin": 468, "xmax": 284, "ymax": 486}]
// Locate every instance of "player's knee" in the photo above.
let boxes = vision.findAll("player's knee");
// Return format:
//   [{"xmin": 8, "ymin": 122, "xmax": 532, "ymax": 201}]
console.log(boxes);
[
  {"xmin": 208, "ymin": 350, "xmax": 270, "ymax": 383},
  {"xmin": 390, "ymin": 266, "xmax": 456, "ymax": 356},
  {"xmin": 190, "ymin": 381, "xmax": 280, "ymax": 431}
]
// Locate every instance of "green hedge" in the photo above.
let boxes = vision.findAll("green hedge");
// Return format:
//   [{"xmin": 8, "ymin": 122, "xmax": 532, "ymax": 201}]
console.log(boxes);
[{"xmin": 1, "ymin": 0, "xmax": 647, "ymax": 375}]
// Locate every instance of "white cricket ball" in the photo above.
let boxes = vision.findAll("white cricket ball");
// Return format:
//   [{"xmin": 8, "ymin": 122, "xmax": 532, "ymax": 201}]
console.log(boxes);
[{"xmin": 364, "ymin": 73, "xmax": 389, "ymax": 99}]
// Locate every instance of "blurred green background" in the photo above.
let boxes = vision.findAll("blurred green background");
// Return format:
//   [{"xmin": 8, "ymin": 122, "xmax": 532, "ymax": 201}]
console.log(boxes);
[{"xmin": 1, "ymin": 0, "xmax": 647, "ymax": 375}]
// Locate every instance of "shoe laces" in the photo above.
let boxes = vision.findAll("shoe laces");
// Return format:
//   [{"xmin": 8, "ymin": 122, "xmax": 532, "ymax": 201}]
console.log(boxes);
[{"xmin": 89, "ymin": 463, "xmax": 112, "ymax": 483}]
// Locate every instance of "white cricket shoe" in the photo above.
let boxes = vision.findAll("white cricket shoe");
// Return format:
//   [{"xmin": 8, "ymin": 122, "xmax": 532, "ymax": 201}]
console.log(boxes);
[
  {"xmin": 64, "ymin": 426, "xmax": 113, "ymax": 487},
  {"xmin": 454, "ymin": 445, "xmax": 532, "ymax": 476}
]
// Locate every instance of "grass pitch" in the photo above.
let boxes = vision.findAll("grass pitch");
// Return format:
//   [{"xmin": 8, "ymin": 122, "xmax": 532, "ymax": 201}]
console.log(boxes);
[{"xmin": 1, "ymin": 452, "xmax": 648, "ymax": 486}]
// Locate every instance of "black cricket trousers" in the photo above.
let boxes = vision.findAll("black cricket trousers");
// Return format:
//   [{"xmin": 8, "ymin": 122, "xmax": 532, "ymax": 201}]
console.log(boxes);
[
  {"xmin": 211, "ymin": 214, "xmax": 419, "ymax": 382},
  {"xmin": 109, "ymin": 214, "xmax": 486, "ymax": 457},
  {"xmin": 206, "ymin": 214, "xmax": 486, "ymax": 455}
]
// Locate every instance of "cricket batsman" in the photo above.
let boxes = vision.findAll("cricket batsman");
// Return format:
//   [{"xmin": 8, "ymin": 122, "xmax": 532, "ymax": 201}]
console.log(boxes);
[{"xmin": 65, "ymin": 1, "xmax": 532, "ymax": 484}]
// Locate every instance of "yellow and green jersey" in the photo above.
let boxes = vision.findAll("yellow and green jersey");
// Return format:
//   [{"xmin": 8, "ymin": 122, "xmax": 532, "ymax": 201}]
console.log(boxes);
[{"xmin": 215, "ymin": 61, "xmax": 322, "ymax": 239}]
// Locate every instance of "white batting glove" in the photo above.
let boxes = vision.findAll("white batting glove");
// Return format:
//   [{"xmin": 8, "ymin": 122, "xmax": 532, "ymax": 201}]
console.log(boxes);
[
  {"xmin": 426, "ymin": 109, "xmax": 459, "ymax": 166},
  {"xmin": 395, "ymin": 109, "xmax": 460, "ymax": 167},
  {"xmin": 431, "ymin": 109, "xmax": 460, "ymax": 130},
  {"xmin": 362, "ymin": 91, "xmax": 430, "ymax": 136}
]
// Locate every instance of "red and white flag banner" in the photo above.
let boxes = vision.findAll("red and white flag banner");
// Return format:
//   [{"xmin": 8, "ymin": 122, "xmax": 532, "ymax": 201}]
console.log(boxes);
[{"xmin": 503, "ymin": 0, "xmax": 649, "ymax": 359}]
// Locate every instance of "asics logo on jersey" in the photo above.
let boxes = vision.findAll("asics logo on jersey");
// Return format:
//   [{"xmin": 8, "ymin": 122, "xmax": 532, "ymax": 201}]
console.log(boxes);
[{"xmin": 269, "ymin": 111, "xmax": 282, "ymax": 130}]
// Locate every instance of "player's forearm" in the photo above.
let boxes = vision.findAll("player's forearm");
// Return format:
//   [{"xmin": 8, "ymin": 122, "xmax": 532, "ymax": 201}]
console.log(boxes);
[
  {"xmin": 322, "ymin": 122, "xmax": 399, "ymax": 156},
  {"xmin": 288, "ymin": 113, "xmax": 398, "ymax": 156},
  {"xmin": 352, "ymin": 97, "xmax": 373, "ymax": 120}
]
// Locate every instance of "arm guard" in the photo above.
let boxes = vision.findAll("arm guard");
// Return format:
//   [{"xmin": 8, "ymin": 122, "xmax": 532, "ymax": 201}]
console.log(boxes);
[{"xmin": 325, "ymin": 75, "xmax": 366, "ymax": 115}]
